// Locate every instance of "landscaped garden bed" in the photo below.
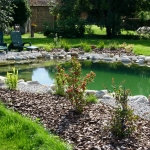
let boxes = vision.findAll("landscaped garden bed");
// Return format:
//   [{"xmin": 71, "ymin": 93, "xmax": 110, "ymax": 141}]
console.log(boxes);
[{"xmin": 0, "ymin": 88, "xmax": 149, "ymax": 150}]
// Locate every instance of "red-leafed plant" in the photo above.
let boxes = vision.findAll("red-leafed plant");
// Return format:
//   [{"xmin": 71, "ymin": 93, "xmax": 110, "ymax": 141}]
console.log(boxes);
[{"xmin": 55, "ymin": 57, "xmax": 96, "ymax": 113}]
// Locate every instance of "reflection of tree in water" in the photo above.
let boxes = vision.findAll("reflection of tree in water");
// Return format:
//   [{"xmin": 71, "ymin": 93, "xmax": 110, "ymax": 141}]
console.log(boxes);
[
  {"xmin": 45, "ymin": 65, "xmax": 57, "ymax": 81},
  {"xmin": 18, "ymin": 68, "xmax": 33, "ymax": 81}
]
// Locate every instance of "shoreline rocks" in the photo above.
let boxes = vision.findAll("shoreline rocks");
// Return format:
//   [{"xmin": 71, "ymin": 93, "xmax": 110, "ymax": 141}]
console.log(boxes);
[{"xmin": 0, "ymin": 49, "xmax": 150, "ymax": 67}]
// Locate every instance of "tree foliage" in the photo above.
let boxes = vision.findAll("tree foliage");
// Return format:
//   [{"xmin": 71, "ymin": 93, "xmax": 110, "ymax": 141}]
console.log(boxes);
[
  {"xmin": 49, "ymin": 0, "xmax": 86, "ymax": 38},
  {"xmin": 0, "ymin": 0, "xmax": 15, "ymax": 31},
  {"xmin": 11, "ymin": 0, "xmax": 30, "ymax": 27},
  {"xmin": 50, "ymin": 0, "xmax": 150, "ymax": 38}
]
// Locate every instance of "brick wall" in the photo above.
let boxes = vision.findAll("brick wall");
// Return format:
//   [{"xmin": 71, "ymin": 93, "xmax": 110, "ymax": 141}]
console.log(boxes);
[{"xmin": 30, "ymin": 6, "xmax": 54, "ymax": 32}]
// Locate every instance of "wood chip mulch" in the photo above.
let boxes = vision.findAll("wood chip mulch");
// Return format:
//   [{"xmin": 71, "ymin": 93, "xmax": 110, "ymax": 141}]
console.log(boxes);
[{"xmin": 0, "ymin": 88, "xmax": 149, "ymax": 150}]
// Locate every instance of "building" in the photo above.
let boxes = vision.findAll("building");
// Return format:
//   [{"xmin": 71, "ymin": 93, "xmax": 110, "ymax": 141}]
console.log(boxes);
[{"xmin": 28, "ymin": 0, "xmax": 55, "ymax": 32}]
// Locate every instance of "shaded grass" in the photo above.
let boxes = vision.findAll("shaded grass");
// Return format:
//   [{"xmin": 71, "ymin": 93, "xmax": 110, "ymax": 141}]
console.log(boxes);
[
  {"xmin": 3, "ymin": 26, "xmax": 150, "ymax": 55},
  {"xmin": 0, "ymin": 103, "xmax": 72, "ymax": 150}
]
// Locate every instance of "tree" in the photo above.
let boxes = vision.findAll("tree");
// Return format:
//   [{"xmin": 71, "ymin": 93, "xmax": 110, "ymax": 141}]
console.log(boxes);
[
  {"xmin": 51, "ymin": 0, "xmax": 150, "ymax": 38},
  {"xmin": 11, "ymin": 0, "xmax": 30, "ymax": 27},
  {"xmin": 83, "ymin": 0, "xmax": 150, "ymax": 38},
  {"xmin": 49, "ymin": 0, "xmax": 86, "ymax": 38},
  {"xmin": 0, "ymin": 0, "xmax": 15, "ymax": 31}
]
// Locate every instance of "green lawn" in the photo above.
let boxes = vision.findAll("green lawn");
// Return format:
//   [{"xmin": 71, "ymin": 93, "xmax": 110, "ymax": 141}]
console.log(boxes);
[
  {"xmin": 0, "ymin": 103, "xmax": 72, "ymax": 150},
  {"xmin": 3, "ymin": 26, "xmax": 150, "ymax": 55}
]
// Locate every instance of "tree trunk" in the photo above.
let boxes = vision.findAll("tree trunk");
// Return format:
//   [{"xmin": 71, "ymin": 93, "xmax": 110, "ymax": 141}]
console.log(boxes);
[
  {"xmin": 31, "ymin": 27, "xmax": 35, "ymax": 38},
  {"xmin": 106, "ymin": 26, "xmax": 112, "ymax": 39}
]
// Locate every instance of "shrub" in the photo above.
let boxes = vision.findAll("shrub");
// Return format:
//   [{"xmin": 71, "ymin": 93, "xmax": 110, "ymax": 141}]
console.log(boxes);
[
  {"xmin": 80, "ymin": 41, "xmax": 91, "ymax": 52},
  {"xmin": 86, "ymin": 93, "xmax": 98, "ymax": 104},
  {"xmin": 97, "ymin": 41, "xmax": 105, "ymax": 49},
  {"xmin": 108, "ymin": 41, "xmax": 119, "ymax": 50},
  {"xmin": 65, "ymin": 57, "xmax": 96, "ymax": 113},
  {"xmin": 60, "ymin": 39, "xmax": 70, "ymax": 52},
  {"xmin": 55, "ymin": 57, "xmax": 96, "ymax": 113},
  {"xmin": 110, "ymin": 78, "xmax": 138, "ymax": 138},
  {"xmin": 5, "ymin": 67, "xmax": 18, "ymax": 90},
  {"xmin": 119, "ymin": 42, "xmax": 134, "ymax": 53}
]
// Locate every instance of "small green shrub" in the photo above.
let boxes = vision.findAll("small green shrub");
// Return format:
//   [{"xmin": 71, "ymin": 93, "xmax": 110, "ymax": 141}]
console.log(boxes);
[
  {"xmin": 110, "ymin": 78, "xmax": 138, "ymax": 138},
  {"xmin": 119, "ymin": 42, "xmax": 134, "ymax": 52},
  {"xmin": 97, "ymin": 41, "xmax": 105, "ymax": 49},
  {"xmin": 108, "ymin": 41, "xmax": 119, "ymax": 50},
  {"xmin": 86, "ymin": 93, "xmax": 98, "ymax": 104},
  {"xmin": 5, "ymin": 67, "xmax": 18, "ymax": 90},
  {"xmin": 60, "ymin": 39, "xmax": 70, "ymax": 52},
  {"xmin": 80, "ymin": 41, "xmax": 91, "ymax": 52}
]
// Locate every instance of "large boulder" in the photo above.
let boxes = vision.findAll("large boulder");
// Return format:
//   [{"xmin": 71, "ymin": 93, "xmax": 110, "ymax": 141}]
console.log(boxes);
[{"xmin": 128, "ymin": 95, "xmax": 149, "ymax": 103}]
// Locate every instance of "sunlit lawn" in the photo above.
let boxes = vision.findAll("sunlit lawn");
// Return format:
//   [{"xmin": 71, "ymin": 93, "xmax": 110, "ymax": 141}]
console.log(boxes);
[
  {"xmin": 3, "ymin": 25, "xmax": 150, "ymax": 56},
  {"xmin": 0, "ymin": 103, "xmax": 72, "ymax": 150}
]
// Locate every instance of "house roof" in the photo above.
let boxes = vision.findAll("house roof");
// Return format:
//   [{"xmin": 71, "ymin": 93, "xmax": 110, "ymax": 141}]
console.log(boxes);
[{"xmin": 30, "ymin": 0, "xmax": 55, "ymax": 6}]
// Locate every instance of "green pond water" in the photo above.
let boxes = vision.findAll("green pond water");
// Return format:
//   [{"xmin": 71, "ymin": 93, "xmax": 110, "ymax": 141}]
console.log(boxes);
[{"xmin": 0, "ymin": 60, "xmax": 150, "ymax": 97}]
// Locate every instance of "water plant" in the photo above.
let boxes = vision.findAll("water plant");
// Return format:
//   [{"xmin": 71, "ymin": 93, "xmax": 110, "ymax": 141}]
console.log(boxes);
[
  {"xmin": 110, "ymin": 78, "xmax": 138, "ymax": 138},
  {"xmin": 5, "ymin": 67, "xmax": 18, "ymax": 90}
]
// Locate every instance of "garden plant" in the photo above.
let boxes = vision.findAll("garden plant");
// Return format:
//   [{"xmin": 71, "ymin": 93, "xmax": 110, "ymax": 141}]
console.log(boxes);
[
  {"xmin": 5, "ymin": 67, "xmax": 18, "ymax": 90},
  {"xmin": 55, "ymin": 57, "xmax": 96, "ymax": 113},
  {"xmin": 110, "ymin": 78, "xmax": 138, "ymax": 138}
]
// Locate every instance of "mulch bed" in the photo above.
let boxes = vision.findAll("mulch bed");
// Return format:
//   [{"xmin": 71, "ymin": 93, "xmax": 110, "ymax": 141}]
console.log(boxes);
[{"xmin": 0, "ymin": 88, "xmax": 149, "ymax": 150}]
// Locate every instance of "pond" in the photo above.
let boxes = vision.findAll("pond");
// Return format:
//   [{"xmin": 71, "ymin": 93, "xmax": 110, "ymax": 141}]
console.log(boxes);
[{"xmin": 0, "ymin": 60, "xmax": 150, "ymax": 97}]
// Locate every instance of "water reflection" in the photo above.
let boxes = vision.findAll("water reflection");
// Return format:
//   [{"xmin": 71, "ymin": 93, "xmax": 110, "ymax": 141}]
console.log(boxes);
[{"xmin": 32, "ymin": 68, "xmax": 55, "ymax": 86}]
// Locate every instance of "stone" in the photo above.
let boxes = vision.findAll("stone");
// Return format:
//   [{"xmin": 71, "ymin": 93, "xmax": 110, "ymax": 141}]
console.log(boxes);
[
  {"xmin": 103, "ymin": 57, "xmax": 114, "ymax": 61},
  {"xmin": 128, "ymin": 95, "xmax": 149, "ymax": 103},
  {"xmin": 15, "ymin": 56, "xmax": 24, "ymax": 60},
  {"xmin": 0, "ymin": 76, "xmax": 6, "ymax": 84},
  {"xmin": 18, "ymin": 81, "xmax": 28, "ymax": 86},
  {"xmin": 18, "ymin": 79, "xmax": 25, "ymax": 83},
  {"xmin": 120, "ymin": 56, "xmax": 131, "ymax": 63},
  {"xmin": 78, "ymin": 57, "xmax": 87, "ymax": 61},
  {"xmin": 85, "ymin": 90, "xmax": 98, "ymax": 96},
  {"xmin": 58, "ymin": 55, "xmax": 65, "ymax": 59},
  {"xmin": 138, "ymin": 59, "xmax": 145, "ymax": 64},
  {"xmin": 50, "ymin": 84, "xmax": 56, "ymax": 91},
  {"xmin": 102, "ymin": 94, "xmax": 113, "ymax": 99},
  {"xmin": 96, "ymin": 90, "xmax": 108, "ymax": 98},
  {"xmin": 26, "ymin": 81, "xmax": 40, "ymax": 85},
  {"xmin": 145, "ymin": 57, "xmax": 150, "ymax": 62},
  {"xmin": 28, "ymin": 55, "xmax": 36, "ymax": 59},
  {"xmin": 66, "ymin": 55, "xmax": 71, "ymax": 59},
  {"xmin": 6, "ymin": 56, "xmax": 15, "ymax": 60},
  {"xmin": 137, "ymin": 55, "xmax": 146, "ymax": 60}
]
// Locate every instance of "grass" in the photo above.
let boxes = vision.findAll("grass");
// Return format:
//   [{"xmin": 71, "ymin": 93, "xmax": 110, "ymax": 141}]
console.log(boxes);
[
  {"xmin": 0, "ymin": 103, "xmax": 72, "ymax": 150},
  {"xmin": 4, "ymin": 26, "xmax": 150, "ymax": 55}
]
